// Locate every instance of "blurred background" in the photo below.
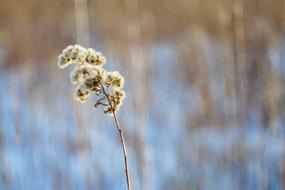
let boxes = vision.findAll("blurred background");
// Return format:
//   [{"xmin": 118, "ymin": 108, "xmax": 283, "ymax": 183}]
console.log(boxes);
[{"xmin": 0, "ymin": 0, "xmax": 285, "ymax": 189}]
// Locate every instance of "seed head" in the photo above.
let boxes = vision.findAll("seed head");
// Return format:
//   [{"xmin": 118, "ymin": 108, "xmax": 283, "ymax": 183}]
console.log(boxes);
[
  {"xmin": 75, "ymin": 84, "xmax": 90, "ymax": 103},
  {"xmin": 58, "ymin": 45, "xmax": 125, "ymax": 114},
  {"xmin": 104, "ymin": 71, "xmax": 124, "ymax": 89},
  {"xmin": 86, "ymin": 48, "xmax": 106, "ymax": 66}
]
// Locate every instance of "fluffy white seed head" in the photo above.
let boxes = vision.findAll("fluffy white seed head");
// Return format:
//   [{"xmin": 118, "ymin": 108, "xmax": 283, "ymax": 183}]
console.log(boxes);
[
  {"xmin": 104, "ymin": 71, "xmax": 124, "ymax": 89},
  {"xmin": 70, "ymin": 65, "xmax": 104, "ymax": 85},
  {"xmin": 86, "ymin": 48, "xmax": 106, "ymax": 66},
  {"xmin": 104, "ymin": 89, "xmax": 125, "ymax": 114},
  {"xmin": 57, "ymin": 44, "xmax": 88, "ymax": 68},
  {"xmin": 75, "ymin": 84, "xmax": 90, "ymax": 103},
  {"xmin": 58, "ymin": 44, "xmax": 125, "ymax": 113}
]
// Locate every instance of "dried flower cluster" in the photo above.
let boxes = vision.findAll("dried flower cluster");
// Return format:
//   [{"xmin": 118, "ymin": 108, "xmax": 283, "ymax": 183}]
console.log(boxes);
[{"xmin": 58, "ymin": 44, "xmax": 125, "ymax": 114}]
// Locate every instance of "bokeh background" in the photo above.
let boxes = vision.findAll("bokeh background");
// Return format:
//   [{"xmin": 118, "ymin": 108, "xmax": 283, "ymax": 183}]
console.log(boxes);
[{"xmin": 0, "ymin": 0, "xmax": 285, "ymax": 189}]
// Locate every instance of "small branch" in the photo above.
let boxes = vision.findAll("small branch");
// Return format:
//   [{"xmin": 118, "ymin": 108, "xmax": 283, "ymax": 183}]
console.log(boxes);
[
  {"xmin": 94, "ymin": 96, "xmax": 108, "ymax": 108},
  {"xmin": 94, "ymin": 101, "xmax": 108, "ymax": 108},
  {"xmin": 100, "ymin": 83, "xmax": 132, "ymax": 190}
]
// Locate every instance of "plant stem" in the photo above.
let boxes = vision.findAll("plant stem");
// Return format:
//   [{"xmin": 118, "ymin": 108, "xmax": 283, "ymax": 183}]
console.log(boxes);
[
  {"xmin": 100, "ymin": 84, "xmax": 132, "ymax": 190},
  {"xmin": 112, "ymin": 112, "xmax": 132, "ymax": 190}
]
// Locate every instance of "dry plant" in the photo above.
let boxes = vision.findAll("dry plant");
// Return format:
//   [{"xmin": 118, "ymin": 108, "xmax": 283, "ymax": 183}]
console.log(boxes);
[{"xmin": 57, "ymin": 44, "xmax": 132, "ymax": 190}]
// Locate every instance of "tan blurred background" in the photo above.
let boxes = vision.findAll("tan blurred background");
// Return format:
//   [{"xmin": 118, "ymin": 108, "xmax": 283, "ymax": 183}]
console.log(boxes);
[{"xmin": 0, "ymin": 0, "xmax": 285, "ymax": 189}]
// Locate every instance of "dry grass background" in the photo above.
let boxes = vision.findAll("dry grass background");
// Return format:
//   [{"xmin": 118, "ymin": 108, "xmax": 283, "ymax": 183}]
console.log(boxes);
[{"xmin": 0, "ymin": 0, "xmax": 285, "ymax": 189}]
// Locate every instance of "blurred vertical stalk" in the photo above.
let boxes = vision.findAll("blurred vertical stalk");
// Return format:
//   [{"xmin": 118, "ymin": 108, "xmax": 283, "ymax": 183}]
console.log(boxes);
[
  {"xmin": 217, "ymin": 5, "xmax": 235, "ymax": 125},
  {"xmin": 73, "ymin": 0, "xmax": 90, "ymax": 131},
  {"xmin": 232, "ymin": 0, "xmax": 247, "ymax": 126},
  {"xmin": 231, "ymin": 0, "xmax": 246, "ymax": 189},
  {"xmin": 74, "ymin": 0, "xmax": 90, "ymax": 46},
  {"xmin": 123, "ymin": 0, "xmax": 151, "ymax": 189},
  {"xmin": 73, "ymin": 0, "xmax": 90, "ymax": 123},
  {"xmin": 259, "ymin": 2, "xmax": 280, "ymax": 134},
  {"xmin": 73, "ymin": 0, "xmax": 93, "ymax": 188}
]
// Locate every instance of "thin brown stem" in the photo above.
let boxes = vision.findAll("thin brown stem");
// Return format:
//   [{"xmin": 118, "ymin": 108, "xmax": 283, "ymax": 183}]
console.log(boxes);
[{"xmin": 100, "ymin": 83, "xmax": 132, "ymax": 190}]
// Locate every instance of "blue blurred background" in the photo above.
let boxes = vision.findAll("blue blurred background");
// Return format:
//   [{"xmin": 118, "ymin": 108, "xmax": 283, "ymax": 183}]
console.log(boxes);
[{"xmin": 0, "ymin": 0, "xmax": 285, "ymax": 189}]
